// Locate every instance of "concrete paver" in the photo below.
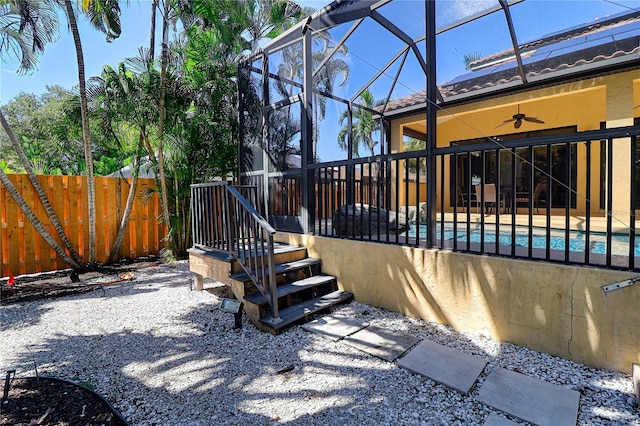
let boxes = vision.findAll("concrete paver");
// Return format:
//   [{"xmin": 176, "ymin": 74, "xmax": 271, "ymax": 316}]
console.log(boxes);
[
  {"xmin": 301, "ymin": 314, "xmax": 368, "ymax": 341},
  {"xmin": 299, "ymin": 318, "xmax": 581, "ymax": 425},
  {"xmin": 478, "ymin": 367, "xmax": 579, "ymax": 426},
  {"xmin": 342, "ymin": 325, "xmax": 421, "ymax": 361},
  {"xmin": 396, "ymin": 339, "xmax": 487, "ymax": 394},
  {"xmin": 483, "ymin": 412, "xmax": 520, "ymax": 426}
]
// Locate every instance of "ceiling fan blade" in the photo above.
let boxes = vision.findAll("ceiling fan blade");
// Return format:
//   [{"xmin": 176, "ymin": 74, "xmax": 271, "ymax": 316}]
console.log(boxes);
[
  {"xmin": 495, "ymin": 119, "xmax": 515, "ymax": 129},
  {"xmin": 497, "ymin": 106, "xmax": 545, "ymax": 129},
  {"xmin": 523, "ymin": 116, "xmax": 545, "ymax": 124}
]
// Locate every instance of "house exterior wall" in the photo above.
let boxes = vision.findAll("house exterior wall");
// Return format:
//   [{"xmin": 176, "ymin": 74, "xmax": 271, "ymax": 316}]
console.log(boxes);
[
  {"xmin": 607, "ymin": 75, "xmax": 634, "ymax": 221},
  {"xmin": 276, "ymin": 231, "xmax": 639, "ymax": 373},
  {"xmin": 392, "ymin": 71, "xmax": 640, "ymax": 215}
]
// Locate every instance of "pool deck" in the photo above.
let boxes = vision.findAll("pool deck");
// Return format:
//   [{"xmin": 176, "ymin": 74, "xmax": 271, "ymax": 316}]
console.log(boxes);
[
  {"xmin": 311, "ymin": 211, "xmax": 640, "ymax": 270},
  {"xmin": 316, "ymin": 212, "xmax": 635, "ymax": 235},
  {"xmin": 454, "ymin": 212, "xmax": 632, "ymax": 233}
]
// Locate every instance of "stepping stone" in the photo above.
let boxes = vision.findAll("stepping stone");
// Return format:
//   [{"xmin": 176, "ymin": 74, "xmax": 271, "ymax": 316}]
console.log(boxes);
[
  {"xmin": 301, "ymin": 314, "xmax": 368, "ymax": 341},
  {"xmin": 477, "ymin": 367, "xmax": 579, "ymax": 426},
  {"xmin": 483, "ymin": 412, "xmax": 520, "ymax": 426},
  {"xmin": 397, "ymin": 340, "xmax": 487, "ymax": 394},
  {"xmin": 342, "ymin": 325, "xmax": 420, "ymax": 361}
]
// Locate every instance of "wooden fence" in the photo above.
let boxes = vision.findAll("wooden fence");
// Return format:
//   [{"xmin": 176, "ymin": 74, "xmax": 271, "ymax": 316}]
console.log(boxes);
[
  {"xmin": 1, "ymin": 174, "xmax": 166, "ymax": 278},
  {"xmin": 267, "ymin": 177, "xmax": 385, "ymax": 220}
]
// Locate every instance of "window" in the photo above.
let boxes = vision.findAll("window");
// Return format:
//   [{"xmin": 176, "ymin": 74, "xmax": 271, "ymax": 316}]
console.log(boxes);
[{"xmin": 451, "ymin": 127, "xmax": 577, "ymax": 209}]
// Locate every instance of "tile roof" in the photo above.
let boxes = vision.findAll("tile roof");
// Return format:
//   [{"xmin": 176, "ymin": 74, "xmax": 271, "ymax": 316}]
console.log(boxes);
[
  {"xmin": 380, "ymin": 10, "xmax": 640, "ymax": 115},
  {"xmin": 379, "ymin": 90, "xmax": 427, "ymax": 114}
]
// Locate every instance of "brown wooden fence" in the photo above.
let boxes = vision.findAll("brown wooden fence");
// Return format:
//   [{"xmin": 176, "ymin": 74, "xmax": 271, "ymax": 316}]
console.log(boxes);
[
  {"xmin": 0, "ymin": 174, "xmax": 166, "ymax": 277},
  {"xmin": 267, "ymin": 177, "xmax": 384, "ymax": 220}
]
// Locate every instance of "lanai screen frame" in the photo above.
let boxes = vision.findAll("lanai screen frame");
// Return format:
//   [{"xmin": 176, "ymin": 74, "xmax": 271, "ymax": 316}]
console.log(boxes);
[{"xmin": 237, "ymin": 0, "xmax": 640, "ymax": 248}]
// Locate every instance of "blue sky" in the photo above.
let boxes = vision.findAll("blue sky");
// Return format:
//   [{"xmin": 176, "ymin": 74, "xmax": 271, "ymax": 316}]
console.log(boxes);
[
  {"xmin": 3, "ymin": 0, "xmax": 638, "ymax": 105},
  {"xmin": 0, "ymin": 1, "xmax": 155, "ymax": 103},
  {"xmin": 3, "ymin": 0, "xmax": 639, "ymax": 162},
  {"xmin": 0, "ymin": 0, "xmax": 330, "ymax": 104}
]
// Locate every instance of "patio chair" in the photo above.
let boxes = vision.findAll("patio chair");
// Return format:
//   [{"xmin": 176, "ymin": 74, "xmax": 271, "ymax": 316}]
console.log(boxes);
[
  {"xmin": 533, "ymin": 182, "xmax": 547, "ymax": 214},
  {"xmin": 457, "ymin": 186, "xmax": 479, "ymax": 212},
  {"xmin": 474, "ymin": 184, "xmax": 504, "ymax": 214}
]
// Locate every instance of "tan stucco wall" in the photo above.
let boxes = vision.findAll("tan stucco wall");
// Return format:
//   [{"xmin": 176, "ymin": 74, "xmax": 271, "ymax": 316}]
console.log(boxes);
[
  {"xmin": 393, "ymin": 71, "xmax": 640, "ymax": 215},
  {"xmin": 276, "ymin": 232, "xmax": 639, "ymax": 373},
  {"xmin": 607, "ymin": 76, "xmax": 634, "ymax": 220}
]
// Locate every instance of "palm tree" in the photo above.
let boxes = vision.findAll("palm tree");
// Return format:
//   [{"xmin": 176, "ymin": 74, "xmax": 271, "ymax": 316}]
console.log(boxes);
[
  {"xmin": 60, "ymin": 0, "xmax": 122, "ymax": 266},
  {"xmin": 143, "ymin": 0, "xmax": 308, "ymax": 256},
  {"xmin": 155, "ymin": 0, "xmax": 181, "ymax": 260},
  {"xmin": 88, "ymin": 57, "xmax": 159, "ymax": 263},
  {"xmin": 0, "ymin": 0, "xmax": 60, "ymax": 71},
  {"xmin": 275, "ymin": 29, "xmax": 350, "ymax": 162},
  {"xmin": 62, "ymin": 0, "xmax": 96, "ymax": 266},
  {"xmin": 243, "ymin": 0, "xmax": 305, "ymax": 51},
  {"xmin": 0, "ymin": 170, "xmax": 81, "ymax": 268},
  {"xmin": 337, "ymin": 90, "xmax": 385, "ymax": 158},
  {"xmin": 0, "ymin": 109, "xmax": 83, "ymax": 265},
  {"xmin": 464, "ymin": 51, "xmax": 482, "ymax": 70},
  {"xmin": 403, "ymin": 136, "xmax": 426, "ymax": 173},
  {"xmin": 313, "ymin": 51, "xmax": 349, "ymax": 160},
  {"xmin": 0, "ymin": 0, "xmax": 82, "ymax": 269},
  {"xmin": 189, "ymin": 0, "xmax": 306, "ymax": 56},
  {"xmin": 149, "ymin": 0, "xmax": 157, "ymax": 60}
]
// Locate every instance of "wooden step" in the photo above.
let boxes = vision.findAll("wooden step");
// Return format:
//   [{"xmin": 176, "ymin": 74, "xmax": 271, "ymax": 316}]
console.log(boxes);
[
  {"xmin": 189, "ymin": 242, "xmax": 301, "ymax": 261},
  {"xmin": 230, "ymin": 257, "xmax": 321, "ymax": 283},
  {"xmin": 230, "ymin": 243, "xmax": 307, "ymax": 274},
  {"xmin": 188, "ymin": 246, "xmax": 233, "ymax": 261},
  {"xmin": 189, "ymin": 243, "xmax": 307, "ymax": 274},
  {"xmin": 243, "ymin": 274, "xmax": 336, "ymax": 305},
  {"xmin": 259, "ymin": 290, "xmax": 354, "ymax": 332},
  {"xmin": 236, "ymin": 242, "xmax": 305, "ymax": 258}
]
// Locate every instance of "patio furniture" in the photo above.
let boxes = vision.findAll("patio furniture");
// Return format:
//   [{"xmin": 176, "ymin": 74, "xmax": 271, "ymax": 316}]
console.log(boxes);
[
  {"xmin": 504, "ymin": 189, "xmax": 532, "ymax": 213},
  {"xmin": 332, "ymin": 204, "xmax": 409, "ymax": 237},
  {"xmin": 474, "ymin": 184, "xmax": 504, "ymax": 214},
  {"xmin": 457, "ymin": 186, "xmax": 479, "ymax": 212},
  {"xmin": 533, "ymin": 182, "xmax": 547, "ymax": 214}
]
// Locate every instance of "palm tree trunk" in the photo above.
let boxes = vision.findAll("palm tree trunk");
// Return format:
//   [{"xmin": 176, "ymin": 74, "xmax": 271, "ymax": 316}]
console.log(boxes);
[
  {"xmin": 64, "ymin": 0, "xmax": 96, "ymax": 266},
  {"xmin": 157, "ymin": 0, "xmax": 173, "ymax": 257},
  {"xmin": 149, "ymin": 0, "xmax": 156, "ymax": 60},
  {"xmin": 0, "ymin": 169, "xmax": 81, "ymax": 270},
  {"xmin": 0, "ymin": 108, "xmax": 82, "ymax": 265},
  {"xmin": 107, "ymin": 135, "xmax": 144, "ymax": 263}
]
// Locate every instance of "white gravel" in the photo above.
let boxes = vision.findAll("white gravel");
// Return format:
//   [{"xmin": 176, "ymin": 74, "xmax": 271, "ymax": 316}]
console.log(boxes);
[{"xmin": 2, "ymin": 261, "xmax": 639, "ymax": 425}]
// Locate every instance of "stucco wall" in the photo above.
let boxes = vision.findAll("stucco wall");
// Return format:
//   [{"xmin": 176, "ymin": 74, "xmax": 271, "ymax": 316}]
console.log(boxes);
[
  {"xmin": 276, "ymin": 232, "xmax": 639, "ymax": 373},
  {"xmin": 393, "ymin": 71, "xmax": 640, "ymax": 214}
]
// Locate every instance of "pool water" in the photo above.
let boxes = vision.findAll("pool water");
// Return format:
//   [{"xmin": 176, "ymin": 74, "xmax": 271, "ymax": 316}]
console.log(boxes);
[{"xmin": 409, "ymin": 224, "xmax": 640, "ymax": 256}]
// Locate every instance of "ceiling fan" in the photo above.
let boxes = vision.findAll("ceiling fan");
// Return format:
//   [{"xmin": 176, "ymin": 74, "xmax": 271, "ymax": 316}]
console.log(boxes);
[{"xmin": 496, "ymin": 105, "xmax": 545, "ymax": 129}]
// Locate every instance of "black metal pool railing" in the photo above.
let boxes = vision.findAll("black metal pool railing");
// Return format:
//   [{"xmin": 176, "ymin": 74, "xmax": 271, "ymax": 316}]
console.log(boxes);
[{"xmin": 296, "ymin": 126, "xmax": 640, "ymax": 272}]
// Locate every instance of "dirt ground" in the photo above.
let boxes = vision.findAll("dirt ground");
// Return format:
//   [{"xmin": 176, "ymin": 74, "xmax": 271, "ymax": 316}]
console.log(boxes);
[
  {"xmin": 0, "ymin": 258, "xmax": 164, "ymax": 304},
  {"xmin": 1, "ymin": 377, "xmax": 128, "ymax": 426}
]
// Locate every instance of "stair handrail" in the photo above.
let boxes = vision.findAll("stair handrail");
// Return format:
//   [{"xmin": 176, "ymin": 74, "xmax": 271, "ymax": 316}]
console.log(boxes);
[{"xmin": 224, "ymin": 184, "xmax": 282, "ymax": 324}]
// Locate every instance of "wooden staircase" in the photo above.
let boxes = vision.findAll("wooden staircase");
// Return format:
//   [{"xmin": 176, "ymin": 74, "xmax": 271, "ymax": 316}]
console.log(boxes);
[
  {"xmin": 189, "ymin": 181, "xmax": 352, "ymax": 334},
  {"xmin": 189, "ymin": 242, "xmax": 353, "ymax": 334}
]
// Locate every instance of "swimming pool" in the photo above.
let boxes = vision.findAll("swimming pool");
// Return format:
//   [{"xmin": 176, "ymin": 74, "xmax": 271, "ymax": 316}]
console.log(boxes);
[{"xmin": 409, "ymin": 223, "xmax": 640, "ymax": 257}]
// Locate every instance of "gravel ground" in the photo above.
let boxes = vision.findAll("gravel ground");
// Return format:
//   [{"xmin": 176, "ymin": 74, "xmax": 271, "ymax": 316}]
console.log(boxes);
[{"xmin": 2, "ymin": 260, "xmax": 639, "ymax": 426}]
